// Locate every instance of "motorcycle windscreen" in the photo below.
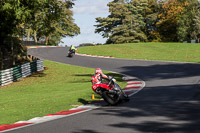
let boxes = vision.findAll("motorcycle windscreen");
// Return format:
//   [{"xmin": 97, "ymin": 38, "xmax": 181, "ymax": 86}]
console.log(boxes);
[{"xmin": 114, "ymin": 83, "xmax": 121, "ymax": 90}]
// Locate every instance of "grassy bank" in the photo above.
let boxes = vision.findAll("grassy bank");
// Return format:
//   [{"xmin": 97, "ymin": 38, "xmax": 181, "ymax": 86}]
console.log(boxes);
[
  {"xmin": 0, "ymin": 60, "xmax": 126, "ymax": 125},
  {"xmin": 77, "ymin": 43, "xmax": 200, "ymax": 63}
]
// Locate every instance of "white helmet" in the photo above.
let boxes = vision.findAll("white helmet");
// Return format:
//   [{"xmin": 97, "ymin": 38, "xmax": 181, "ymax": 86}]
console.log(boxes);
[{"xmin": 95, "ymin": 68, "xmax": 102, "ymax": 74}]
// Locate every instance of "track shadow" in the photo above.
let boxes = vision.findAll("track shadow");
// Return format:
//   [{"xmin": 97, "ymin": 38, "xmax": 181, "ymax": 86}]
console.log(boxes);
[
  {"xmin": 120, "ymin": 63, "xmax": 200, "ymax": 81},
  {"xmin": 91, "ymin": 84, "xmax": 200, "ymax": 132},
  {"xmin": 84, "ymin": 63, "xmax": 200, "ymax": 133},
  {"xmin": 29, "ymin": 67, "xmax": 47, "ymax": 78},
  {"xmin": 30, "ymin": 71, "xmax": 46, "ymax": 78},
  {"xmin": 73, "ymin": 130, "xmax": 100, "ymax": 133},
  {"xmin": 78, "ymin": 98, "xmax": 89, "ymax": 105}
]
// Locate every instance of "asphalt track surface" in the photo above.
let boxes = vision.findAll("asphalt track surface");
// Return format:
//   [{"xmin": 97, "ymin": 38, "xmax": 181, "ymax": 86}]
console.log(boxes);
[{"xmin": 6, "ymin": 47, "xmax": 200, "ymax": 133}]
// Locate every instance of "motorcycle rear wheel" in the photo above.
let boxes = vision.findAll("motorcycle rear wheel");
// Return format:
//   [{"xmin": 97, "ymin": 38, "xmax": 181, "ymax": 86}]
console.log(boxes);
[
  {"xmin": 68, "ymin": 53, "xmax": 73, "ymax": 57},
  {"xmin": 102, "ymin": 91, "xmax": 120, "ymax": 105}
]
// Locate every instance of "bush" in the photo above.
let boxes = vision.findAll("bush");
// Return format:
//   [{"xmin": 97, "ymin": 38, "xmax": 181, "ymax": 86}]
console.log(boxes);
[
  {"xmin": 133, "ymin": 40, "xmax": 140, "ymax": 43},
  {"xmin": 79, "ymin": 43, "xmax": 94, "ymax": 47}
]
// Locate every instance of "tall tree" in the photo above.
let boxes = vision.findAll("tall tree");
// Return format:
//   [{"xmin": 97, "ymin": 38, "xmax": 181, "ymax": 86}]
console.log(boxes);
[
  {"xmin": 40, "ymin": 0, "xmax": 80, "ymax": 45},
  {"xmin": 0, "ymin": 0, "xmax": 32, "ymax": 38},
  {"xmin": 95, "ymin": 0, "xmax": 148, "ymax": 44},
  {"xmin": 95, "ymin": 0, "xmax": 125, "ymax": 43},
  {"xmin": 176, "ymin": 0, "xmax": 199, "ymax": 42},
  {"xmin": 156, "ymin": 0, "xmax": 191, "ymax": 41},
  {"xmin": 24, "ymin": 0, "xmax": 80, "ymax": 45},
  {"xmin": 0, "ymin": 0, "xmax": 80, "ymax": 69},
  {"xmin": 0, "ymin": 0, "xmax": 34, "ymax": 69},
  {"xmin": 193, "ymin": 9, "xmax": 200, "ymax": 40},
  {"xmin": 143, "ymin": 0, "xmax": 162, "ymax": 41}
]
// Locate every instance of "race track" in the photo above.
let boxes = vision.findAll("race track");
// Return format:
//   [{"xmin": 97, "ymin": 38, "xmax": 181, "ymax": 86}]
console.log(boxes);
[{"xmin": 5, "ymin": 47, "xmax": 200, "ymax": 133}]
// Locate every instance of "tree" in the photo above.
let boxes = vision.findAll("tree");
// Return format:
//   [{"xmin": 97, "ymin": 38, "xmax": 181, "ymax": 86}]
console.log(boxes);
[
  {"xmin": 40, "ymin": 0, "xmax": 80, "ymax": 45},
  {"xmin": 176, "ymin": 0, "xmax": 200, "ymax": 42},
  {"xmin": 176, "ymin": 0, "xmax": 199, "ymax": 42},
  {"xmin": 0, "ymin": 0, "xmax": 32, "ymax": 38},
  {"xmin": 156, "ymin": 0, "xmax": 190, "ymax": 41},
  {"xmin": 95, "ymin": 0, "xmax": 148, "ymax": 44},
  {"xmin": 143, "ymin": 0, "xmax": 162, "ymax": 41},
  {"xmin": 95, "ymin": 0, "xmax": 124, "ymax": 42},
  {"xmin": 193, "ymin": 9, "xmax": 200, "ymax": 39},
  {"xmin": 0, "ymin": 0, "xmax": 80, "ymax": 69},
  {"xmin": 0, "ymin": 0, "xmax": 34, "ymax": 69},
  {"xmin": 25, "ymin": 0, "xmax": 80, "ymax": 45}
]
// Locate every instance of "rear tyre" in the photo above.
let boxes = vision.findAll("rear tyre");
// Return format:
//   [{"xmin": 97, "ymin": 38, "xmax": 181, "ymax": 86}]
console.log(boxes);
[
  {"xmin": 102, "ymin": 91, "xmax": 120, "ymax": 106},
  {"xmin": 68, "ymin": 53, "xmax": 73, "ymax": 57}
]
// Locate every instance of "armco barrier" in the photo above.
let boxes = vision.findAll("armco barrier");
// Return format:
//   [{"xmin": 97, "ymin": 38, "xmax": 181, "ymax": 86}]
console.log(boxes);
[{"xmin": 0, "ymin": 60, "xmax": 44, "ymax": 87}]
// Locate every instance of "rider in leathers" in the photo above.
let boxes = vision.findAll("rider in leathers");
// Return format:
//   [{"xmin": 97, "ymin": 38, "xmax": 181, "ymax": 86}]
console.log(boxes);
[
  {"xmin": 92, "ymin": 68, "xmax": 129, "ymax": 101},
  {"xmin": 69, "ymin": 45, "xmax": 75, "ymax": 53},
  {"xmin": 92, "ymin": 68, "xmax": 108, "ymax": 84}
]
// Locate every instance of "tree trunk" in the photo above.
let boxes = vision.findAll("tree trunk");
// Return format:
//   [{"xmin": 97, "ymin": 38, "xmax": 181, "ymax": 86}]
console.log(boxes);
[
  {"xmin": 27, "ymin": 29, "xmax": 30, "ymax": 41},
  {"xmin": 0, "ymin": 47, "xmax": 3, "ymax": 70},
  {"xmin": 45, "ymin": 36, "xmax": 49, "ymax": 45},
  {"xmin": 34, "ymin": 30, "xmax": 38, "ymax": 43},
  {"xmin": 11, "ymin": 40, "xmax": 15, "ymax": 66}
]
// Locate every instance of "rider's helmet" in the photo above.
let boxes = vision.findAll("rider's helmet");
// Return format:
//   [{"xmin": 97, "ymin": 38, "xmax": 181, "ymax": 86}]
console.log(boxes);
[{"xmin": 95, "ymin": 68, "xmax": 102, "ymax": 74}]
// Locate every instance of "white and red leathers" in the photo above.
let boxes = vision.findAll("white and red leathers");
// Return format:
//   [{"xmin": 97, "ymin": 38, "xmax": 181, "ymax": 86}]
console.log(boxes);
[{"xmin": 92, "ymin": 68, "xmax": 108, "ymax": 84}]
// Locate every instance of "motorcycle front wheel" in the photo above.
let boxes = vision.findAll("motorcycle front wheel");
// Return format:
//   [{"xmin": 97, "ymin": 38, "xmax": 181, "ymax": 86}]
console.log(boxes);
[
  {"xmin": 102, "ymin": 91, "xmax": 120, "ymax": 106},
  {"xmin": 120, "ymin": 90, "xmax": 129, "ymax": 102}
]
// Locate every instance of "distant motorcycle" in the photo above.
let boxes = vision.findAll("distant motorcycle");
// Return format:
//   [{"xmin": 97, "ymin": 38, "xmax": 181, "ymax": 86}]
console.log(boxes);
[
  {"xmin": 91, "ymin": 75, "xmax": 129, "ymax": 105},
  {"xmin": 67, "ymin": 49, "xmax": 75, "ymax": 57}
]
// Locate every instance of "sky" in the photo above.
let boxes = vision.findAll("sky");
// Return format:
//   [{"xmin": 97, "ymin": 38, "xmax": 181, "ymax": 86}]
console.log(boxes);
[{"xmin": 59, "ymin": 0, "xmax": 112, "ymax": 47}]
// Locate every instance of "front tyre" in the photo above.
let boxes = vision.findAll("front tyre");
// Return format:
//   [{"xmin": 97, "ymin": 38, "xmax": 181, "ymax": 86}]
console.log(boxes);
[
  {"xmin": 120, "ymin": 91, "xmax": 130, "ymax": 102},
  {"xmin": 102, "ymin": 91, "xmax": 120, "ymax": 105}
]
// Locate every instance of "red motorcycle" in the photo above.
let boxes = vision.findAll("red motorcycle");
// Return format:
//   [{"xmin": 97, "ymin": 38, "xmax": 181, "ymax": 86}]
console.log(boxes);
[{"xmin": 91, "ymin": 75, "xmax": 129, "ymax": 105}]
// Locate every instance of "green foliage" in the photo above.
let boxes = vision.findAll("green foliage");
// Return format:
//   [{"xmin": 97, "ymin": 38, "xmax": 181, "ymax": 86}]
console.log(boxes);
[
  {"xmin": 193, "ymin": 10, "xmax": 200, "ymax": 39},
  {"xmin": 0, "ymin": 0, "xmax": 30, "ymax": 37},
  {"xmin": 24, "ymin": 0, "xmax": 80, "ymax": 45},
  {"xmin": 0, "ymin": 0, "xmax": 80, "ymax": 43},
  {"xmin": 177, "ymin": 0, "xmax": 199, "ymax": 42},
  {"xmin": 177, "ymin": 13, "xmax": 191, "ymax": 42},
  {"xmin": 143, "ymin": 0, "xmax": 161, "ymax": 41},
  {"xmin": 79, "ymin": 43, "xmax": 95, "ymax": 47},
  {"xmin": 95, "ymin": 0, "xmax": 200, "ymax": 43},
  {"xmin": 95, "ymin": 0, "xmax": 149, "ymax": 44},
  {"xmin": 0, "ymin": 0, "xmax": 80, "ymax": 68}
]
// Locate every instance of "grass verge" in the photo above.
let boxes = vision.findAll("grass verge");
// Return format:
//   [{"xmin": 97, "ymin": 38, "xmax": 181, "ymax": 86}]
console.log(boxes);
[
  {"xmin": 77, "ymin": 42, "xmax": 200, "ymax": 63},
  {"xmin": 0, "ymin": 60, "xmax": 126, "ymax": 125}
]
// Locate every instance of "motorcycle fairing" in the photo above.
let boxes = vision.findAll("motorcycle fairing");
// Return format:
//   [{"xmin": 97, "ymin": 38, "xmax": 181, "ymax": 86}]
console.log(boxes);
[{"xmin": 92, "ymin": 83, "xmax": 112, "ymax": 92}]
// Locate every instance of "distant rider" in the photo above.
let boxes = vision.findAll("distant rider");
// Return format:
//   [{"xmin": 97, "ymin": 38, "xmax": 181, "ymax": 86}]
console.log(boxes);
[
  {"xmin": 68, "ymin": 45, "xmax": 76, "ymax": 55},
  {"xmin": 69, "ymin": 45, "xmax": 75, "ymax": 52}
]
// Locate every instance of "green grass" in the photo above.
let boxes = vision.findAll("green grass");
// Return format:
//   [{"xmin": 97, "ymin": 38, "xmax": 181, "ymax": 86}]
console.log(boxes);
[
  {"xmin": 0, "ymin": 60, "xmax": 126, "ymax": 125},
  {"xmin": 77, "ymin": 42, "xmax": 200, "ymax": 63}
]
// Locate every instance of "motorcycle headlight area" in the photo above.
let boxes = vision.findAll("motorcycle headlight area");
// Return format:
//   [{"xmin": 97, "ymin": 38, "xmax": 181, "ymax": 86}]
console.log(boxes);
[
  {"xmin": 114, "ymin": 82, "xmax": 121, "ymax": 91},
  {"xmin": 112, "ymin": 78, "xmax": 116, "ymax": 82}
]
